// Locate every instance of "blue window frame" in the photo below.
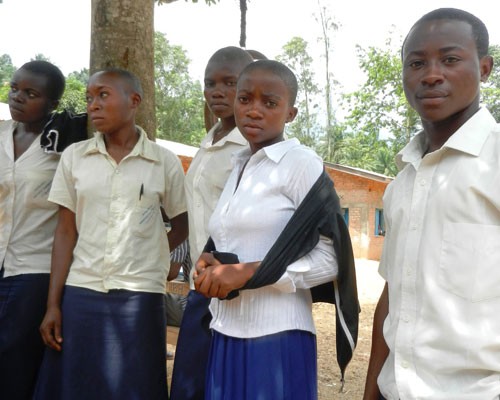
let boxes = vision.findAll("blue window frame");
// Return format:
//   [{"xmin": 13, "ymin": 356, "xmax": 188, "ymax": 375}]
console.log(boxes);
[
  {"xmin": 375, "ymin": 208, "xmax": 385, "ymax": 236},
  {"xmin": 342, "ymin": 208, "xmax": 349, "ymax": 227}
]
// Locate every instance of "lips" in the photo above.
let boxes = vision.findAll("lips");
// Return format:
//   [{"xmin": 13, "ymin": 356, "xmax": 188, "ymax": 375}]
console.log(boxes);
[
  {"xmin": 416, "ymin": 90, "xmax": 448, "ymax": 106},
  {"xmin": 242, "ymin": 123, "xmax": 262, "ymax": 135},
  {"xmin": 209, "ymin": 103, "xmax": 228, "ymax": 110},
  {"xmin": 8, "ymin": 104, "xmax": 23, "ymax": 114},
  {"xmin": 417, "ymin": 90, "xmax": 448, "ymax": 99}
]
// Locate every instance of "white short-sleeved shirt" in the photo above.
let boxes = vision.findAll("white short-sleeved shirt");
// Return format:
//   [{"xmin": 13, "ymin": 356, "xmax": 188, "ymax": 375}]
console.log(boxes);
[
  {"xmin": 378, "ymin": 108, "xmax": 500, "ymax": 400},
  {"xmin": 207, "ymin": 139, "xmax": 338, "ymax": 338},
  {"xmin": 49, "ymin": 128, "xmax": 186, "ymax": 294},
  {"xmin": 184, "ymin": 123, "xmax": 247, "ymax": 285},
  {"xmin": 0, "ymin": 120, "xmax": 60, "ymax": 277}
]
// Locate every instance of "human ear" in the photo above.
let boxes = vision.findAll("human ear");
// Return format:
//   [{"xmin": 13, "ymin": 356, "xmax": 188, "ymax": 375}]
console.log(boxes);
[
  {"xmin": 131, "ymin": 92, "xmax": 142, "ymax": 108},
  {"xmin": 479, "ymin": 55, "xmax": 494, "ymax": 83},
  {"xmin": 285, "ymin": 106, "xmax": 298, "ymax": 123}
]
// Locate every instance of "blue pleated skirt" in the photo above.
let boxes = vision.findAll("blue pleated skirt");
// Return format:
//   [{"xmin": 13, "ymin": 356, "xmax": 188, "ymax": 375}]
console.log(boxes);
[
  {"xmin": 0, "ymin": 271, "xmax": 49, "ymax": 400},
  {"xmin": 33, "ymin": 285, "xmax": 168, "ymax": 400},
  {"xmin": 206, "ymin": 330, "xmax": 318, "ymax": 400}
]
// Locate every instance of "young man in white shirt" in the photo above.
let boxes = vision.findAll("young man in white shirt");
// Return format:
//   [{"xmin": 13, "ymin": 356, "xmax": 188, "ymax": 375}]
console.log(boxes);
[{"xmin": 364, "ymin": 8, "xmax": 499, "ymax": 400}]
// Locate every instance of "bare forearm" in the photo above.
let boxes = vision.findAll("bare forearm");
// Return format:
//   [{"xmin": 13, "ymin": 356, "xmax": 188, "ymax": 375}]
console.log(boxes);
[
  {"xmin": 363, "ymin": 283, "xmax": 389, "ymax": 400},
  {"xmin": 47, "ymin": 208, "xmax": 78, "ymax": 308},
  {"xmin": 167, "ymin": 212, "xmax": 188, "ymax": 252}
]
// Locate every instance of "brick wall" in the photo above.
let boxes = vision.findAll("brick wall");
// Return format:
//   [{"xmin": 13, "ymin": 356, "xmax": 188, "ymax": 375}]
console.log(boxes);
[{"xmin": 326, "ymin": 167, "xmax": 390, "ymax": 260}]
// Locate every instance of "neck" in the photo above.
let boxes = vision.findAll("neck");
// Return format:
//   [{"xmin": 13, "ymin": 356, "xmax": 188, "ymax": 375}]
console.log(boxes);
[
  {"xmin": 104, "ymin": 126, "xmax": 140, "ymax": 149},
  {"xmin": 422, "ymin": 105, "xmax": 480, "ymax": 153},
  {"xmin": 17, "ymin": 116, "xmax": 51, "ymax": 136},
  {"xmin": 212, "ymin": 117, "xmax": 236, "ymax": 144}
]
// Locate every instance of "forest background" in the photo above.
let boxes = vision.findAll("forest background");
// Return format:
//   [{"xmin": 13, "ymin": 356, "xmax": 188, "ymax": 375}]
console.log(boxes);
[{"xmin": 1, "ymin": 0, "xmax": 499, "ymax": 176}]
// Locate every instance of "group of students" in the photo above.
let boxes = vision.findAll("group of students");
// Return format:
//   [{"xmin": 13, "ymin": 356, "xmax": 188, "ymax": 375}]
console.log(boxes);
[{"xmin": 1, "ymin": 6, "xmax": 500, "ymax": 400}]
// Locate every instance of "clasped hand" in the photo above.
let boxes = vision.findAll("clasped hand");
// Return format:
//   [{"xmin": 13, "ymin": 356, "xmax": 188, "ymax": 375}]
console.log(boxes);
[{"xmin": 193, "ymin": 252, "xmax": 259, "ymax": 299}]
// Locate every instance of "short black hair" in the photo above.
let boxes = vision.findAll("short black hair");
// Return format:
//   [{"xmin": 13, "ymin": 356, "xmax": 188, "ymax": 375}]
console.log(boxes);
[
  {"xmin": 239, "ymin": 60, "xmax": 298, "ymax": 106},
  {"xmin": 403, "ymin": 8, "xmax": 489, "ymax": 58},
  {"xmin": 207, "ymin": 46, "xmax": 254, "ymax": 71},
  {"xmin": 20, "ymin": 60, "xmax": 65, "ymax": 101},
  {"xmin": 95, "ymin": 68, "xmax": 144, "ymax": 97}
]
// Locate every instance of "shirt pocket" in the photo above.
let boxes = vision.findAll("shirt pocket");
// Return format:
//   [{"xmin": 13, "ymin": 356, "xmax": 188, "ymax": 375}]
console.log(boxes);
[
  {"xmin": 439, "ymin": 222, "xmax": 500, "ymax": 302},
  {"xmin": 25, "ymin": 171, "xmax": 56, "ymax": 210},
  {"xmin": 131, "ymin": 195, "xmax": 160, "ymax": 238}
]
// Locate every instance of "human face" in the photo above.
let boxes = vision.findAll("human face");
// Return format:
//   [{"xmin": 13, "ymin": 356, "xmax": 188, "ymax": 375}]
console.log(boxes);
[
  {"xmin": 203, "ymin": 60, "xmax": 241, "ymax": 120},
  {"xmin": 402, "ymin": 19, "xmax": 492, "ymax": 124},
  {"xmin": 86, "ymin": 72, "xmax": 140, "ymax": 135},
  {"xmin": 8, "ymin": 68, "xmax": 56, "ymax": 125},
  {"xmin": 235, "ymin": 69, "xmax": 297, "ymax": 154}
]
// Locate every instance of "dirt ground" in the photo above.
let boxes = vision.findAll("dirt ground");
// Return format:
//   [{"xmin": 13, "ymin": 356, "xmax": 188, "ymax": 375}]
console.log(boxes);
[{"xmin": 166, "ymin": 259, "xmax": 384, "ymax": 400}]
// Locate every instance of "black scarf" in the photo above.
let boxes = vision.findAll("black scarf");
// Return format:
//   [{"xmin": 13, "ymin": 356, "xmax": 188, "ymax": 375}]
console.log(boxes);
[
  {"xmin": 205, "ymin": 170, "xmax": 360, "ymax": 385},
  {"xmin": 40, "ymin": 110, "xmax": 88, "ymax": 154}
]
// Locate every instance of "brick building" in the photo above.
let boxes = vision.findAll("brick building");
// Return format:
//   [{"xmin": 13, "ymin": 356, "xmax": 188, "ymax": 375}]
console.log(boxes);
[
  {"xmin": 325, "ymin": 163, "xmax": 392, "ymax": 261},
  {"xmin": 157, "ymin": 140, "xmax": 393, "ymax": 261}
]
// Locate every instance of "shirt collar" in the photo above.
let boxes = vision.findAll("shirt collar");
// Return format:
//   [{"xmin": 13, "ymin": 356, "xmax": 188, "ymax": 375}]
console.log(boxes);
[
  {"xmin": 201, "ymin": 122, "xmax": 247, "ymax": 149},
  {"xmin": 83, "ymin": 126, "xmax": 159, "ymax": 162},
  {"xmin": 397, "ymin": 107, "xmax": 497, "ymax": 170},
  {"xmin": 234, "ymin": 137, "xmax": 301, "ymax": 165}
]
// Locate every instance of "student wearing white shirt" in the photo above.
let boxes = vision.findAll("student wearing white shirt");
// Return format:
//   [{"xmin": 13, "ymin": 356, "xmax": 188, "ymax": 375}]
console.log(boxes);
[
  {"xmin": 170, "ymin": 46, "xmax": 254, "ymax": 400},
  {"xmin": 194, "ymin": 60, "xmax": 344, "ymax": 400},
  {"xmin": 34, "ymin": 68, "xmax": 187, "ymax": 399},
  {"xmin": 363, "ymin": 8, "xmax": 500, "ymax": 400},
  {"xmin": 0, "ymin": 61, "xmax": 69, "ymax": 400}
]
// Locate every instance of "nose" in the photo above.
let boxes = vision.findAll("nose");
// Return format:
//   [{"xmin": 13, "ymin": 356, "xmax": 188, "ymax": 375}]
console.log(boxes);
[
  {"xmin": 9, "ymin": 90, "xmax": 24, "ymax": 103},
  {"xmin": 421, "ymin": 61, "xmax": 444, "ymax": 86},
  {"xmin": 87, "ymin": 97, "xmax": 100, "ymax": 111},
  {"xmin": 246, "ymin": 105, "xmax": 263, "ymax": 119}
]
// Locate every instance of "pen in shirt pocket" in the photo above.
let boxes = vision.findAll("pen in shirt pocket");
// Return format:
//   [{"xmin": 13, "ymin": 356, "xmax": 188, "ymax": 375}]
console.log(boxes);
[{"xmin": 139, "ymin": 183, "xmax": 144, "ymax": 200}]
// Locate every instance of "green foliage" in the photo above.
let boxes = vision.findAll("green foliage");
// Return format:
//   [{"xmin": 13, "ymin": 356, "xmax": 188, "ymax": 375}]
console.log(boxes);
[
  {"xmin": 0, "ymin": 54, "xmax": 15, "ymax": 87},
  {"xmin": 59, "ymin": 75, "xmax": 87, "ymax": 113},
  {"xmin": 341, "ymin": 41, "xmax": 419, "ymax": 176},
  {"xmin": 0, "ymin": 85, "xmax": 8, "ymax": 103},
  {"xmin": 154, "ymin": 32, "xmax": 205, "ymax": 146},
  {"xmin": 277, "ymin": 37, "xmax": 320, "ymax": 149}
]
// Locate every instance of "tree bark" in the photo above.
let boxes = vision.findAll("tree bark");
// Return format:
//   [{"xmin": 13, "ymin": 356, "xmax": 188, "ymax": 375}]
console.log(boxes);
[{"xmin": 90, "ymin": 0, "xmax": 156, "ymax": 138}]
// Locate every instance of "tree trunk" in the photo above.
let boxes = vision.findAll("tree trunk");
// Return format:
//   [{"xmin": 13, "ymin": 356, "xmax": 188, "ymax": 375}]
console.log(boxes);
[{"xmin": 90, "ymin": 0, "xmax": 156, "ymax": 139}]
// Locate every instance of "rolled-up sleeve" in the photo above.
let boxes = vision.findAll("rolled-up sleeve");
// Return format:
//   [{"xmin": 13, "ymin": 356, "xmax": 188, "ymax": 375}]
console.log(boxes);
[{"xmin": 271, "ymin": 234, "xmax": 338, "ymax": 293}]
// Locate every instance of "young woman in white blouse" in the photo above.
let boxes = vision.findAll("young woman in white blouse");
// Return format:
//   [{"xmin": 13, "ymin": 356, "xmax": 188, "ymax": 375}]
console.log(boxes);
[{"xmin": 194, "ymin": 60, "xmax": 340, "ymax": 400}]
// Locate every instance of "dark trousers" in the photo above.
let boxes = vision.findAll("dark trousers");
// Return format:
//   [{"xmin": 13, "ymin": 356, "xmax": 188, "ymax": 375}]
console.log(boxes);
[{"xmin": 170, "ymin": 290, "xmax": 212, "ymax": 400}]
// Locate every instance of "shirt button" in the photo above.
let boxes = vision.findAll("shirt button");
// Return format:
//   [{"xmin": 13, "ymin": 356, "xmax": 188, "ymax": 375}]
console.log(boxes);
[
  {"xmin": 420, "ymin": 179, "xmax": 426, "ymax": 186},
  {"xmin": 401, "ymin": 360, "xmax": 409, "ymax": 369},
  {"xmin": 402, "ymin": 315, "xmax": 410, "ymax": 323}
]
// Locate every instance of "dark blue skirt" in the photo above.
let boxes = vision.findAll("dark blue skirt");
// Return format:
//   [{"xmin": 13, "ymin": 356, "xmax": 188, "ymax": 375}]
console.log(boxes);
[
  {"xmin": 0, "ymin": 271, "xmax": 49, "ymax": 400},
  {"xmin": 170, "ymin": 290, "xmax": 212, "ymax": 400},
  {"xmin": 206, "ymin": 330, "xmax": 318, "ymax": 400},
  {"xmin": 33, "ymin": 285, "xmax": 168, "ymax": 400}
]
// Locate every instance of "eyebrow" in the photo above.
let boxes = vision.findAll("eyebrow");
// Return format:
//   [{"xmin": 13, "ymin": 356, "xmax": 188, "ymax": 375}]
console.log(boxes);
[{"xmin": 405, "ymin": 45, "xmax": 465, "ymax": 58}]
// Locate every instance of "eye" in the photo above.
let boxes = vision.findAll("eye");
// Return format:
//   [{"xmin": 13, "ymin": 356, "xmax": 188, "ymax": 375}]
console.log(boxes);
[
  {"xmin": 204, "ymin": 80, "xmax": 215, "ymax": 89},
  {"xmin": 85, "ymin": 95, "xmax": 93, "ymax": 104},
  {"xmin": 265, "ymin": 100, "xmax": 278, "ymax": 108},
  {"xmin": 27, "ymin": 90, "xmax": 38, "ymax": 99},
  {"xmin": 238, "ymin": 95, "xmax": 249, "ymax": 104},
  {"xmin": 226, "ymin": 80, "xmax": 237, "ymax": 87},
  {"xmin": 408, "ymin": 59, "xmax": 424, "ymax": 69},
  {"xmin": 443, "ymin": 56, "xmax": 460, "ymax": 64},
  {"xmin": 9, "ymin": 85, "xmax": 18, "ymax": 93},
  {"xmin": 99, "ymin": 91, "xmax": 109, "ymax": 99}
]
